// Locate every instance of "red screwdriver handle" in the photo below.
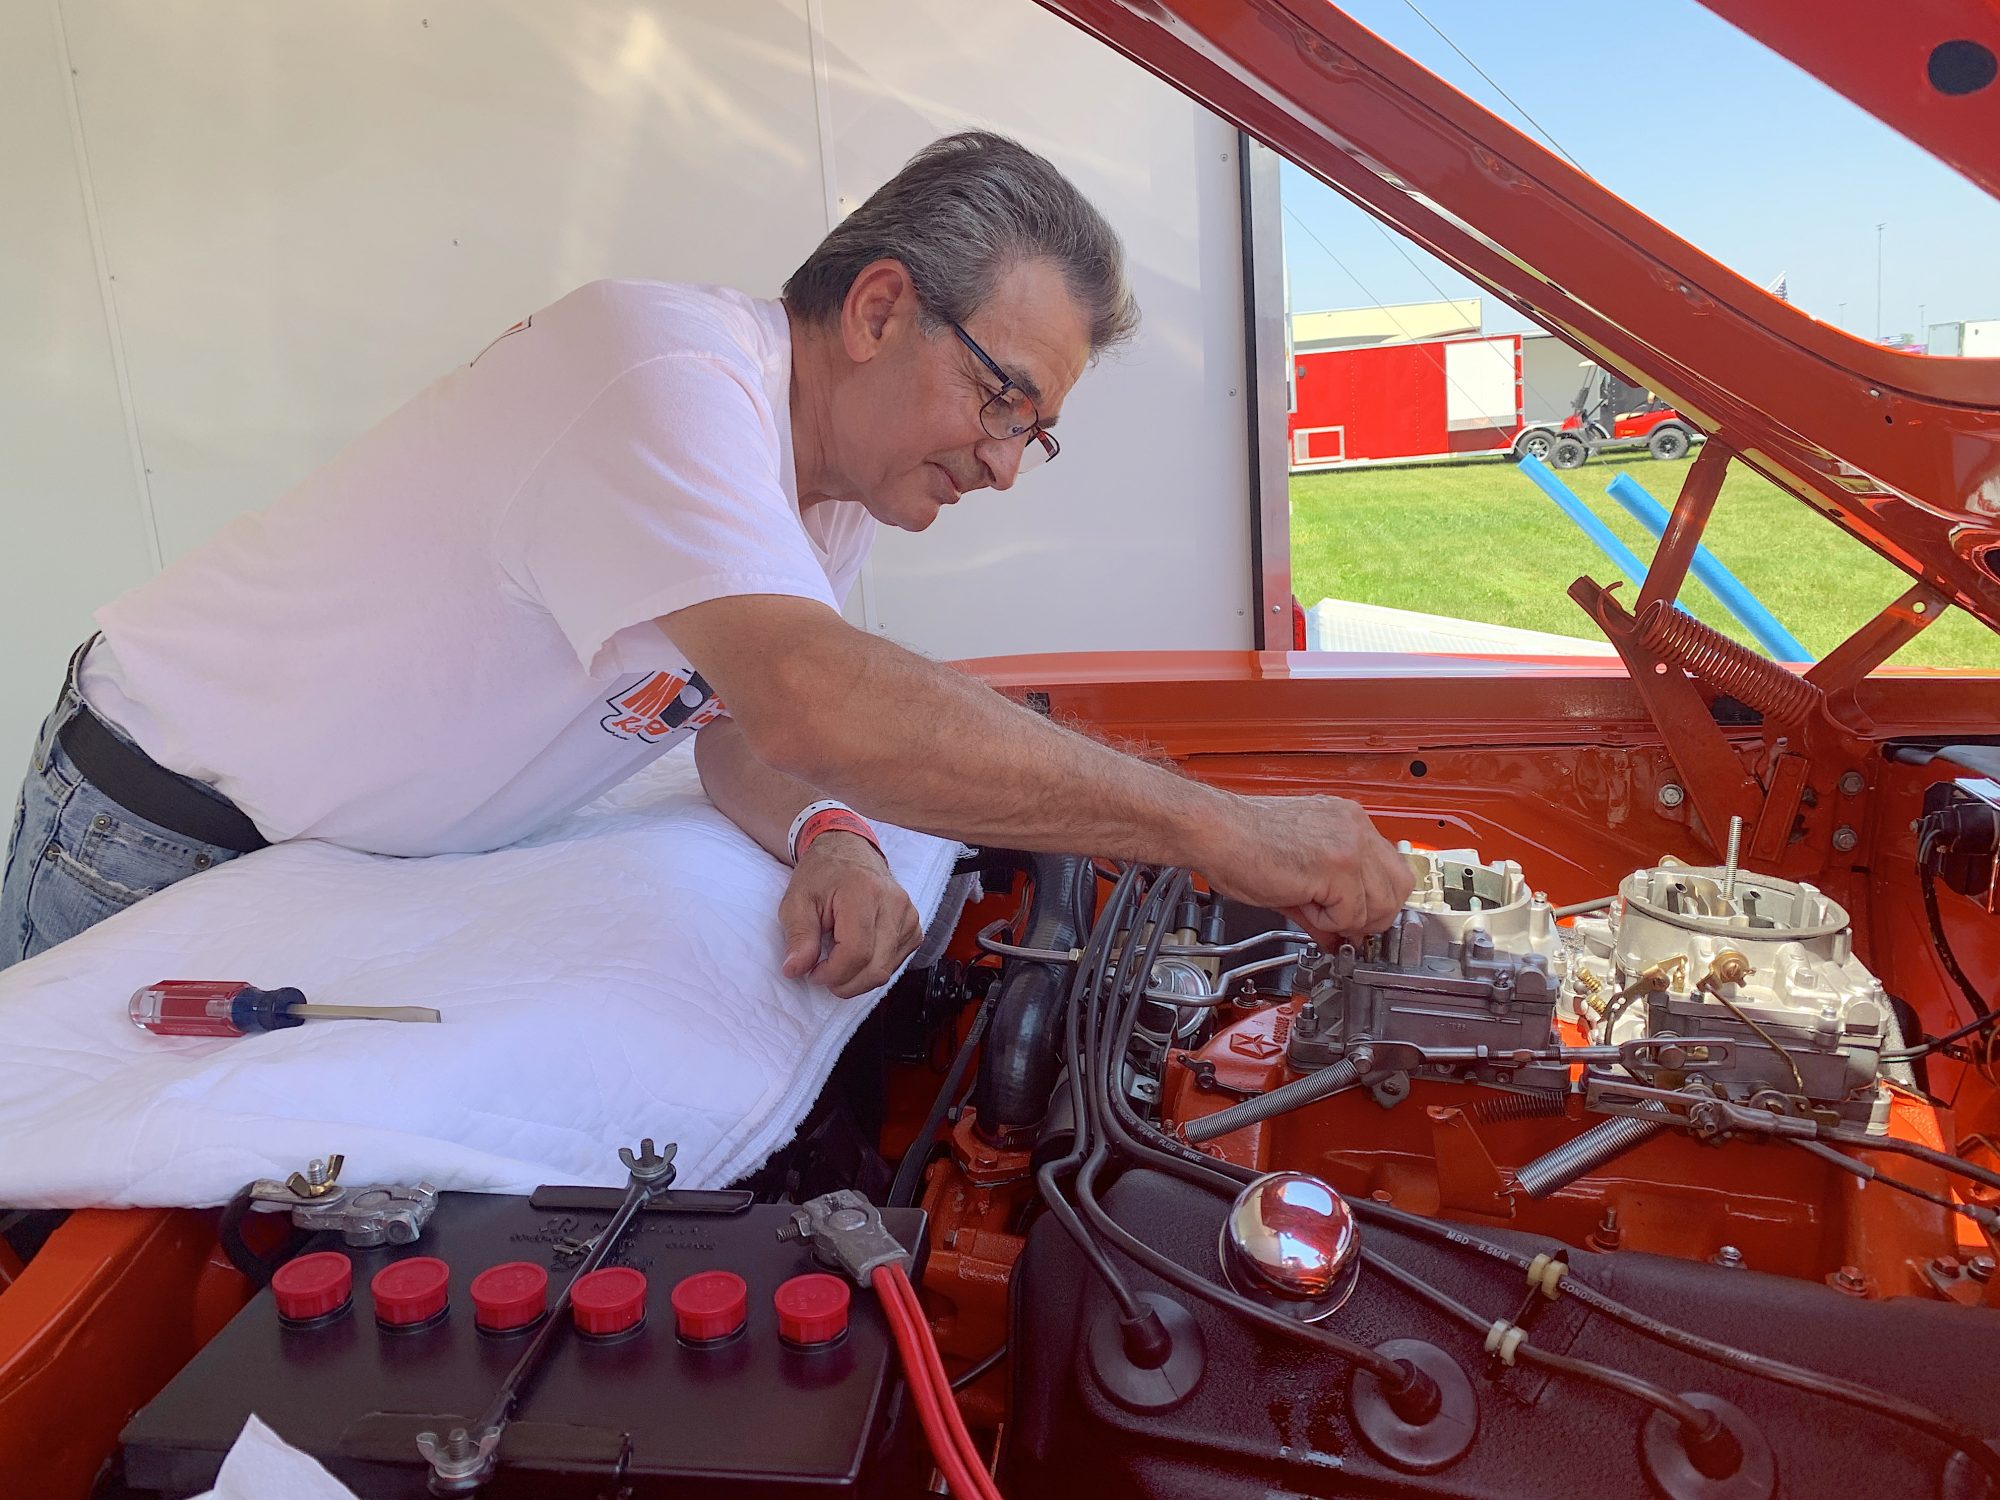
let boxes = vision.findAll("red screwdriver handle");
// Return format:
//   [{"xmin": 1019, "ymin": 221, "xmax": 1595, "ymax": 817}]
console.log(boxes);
[{"xmin": 129, "ymin": 981, "xmax": 306, "ymax": 1037}]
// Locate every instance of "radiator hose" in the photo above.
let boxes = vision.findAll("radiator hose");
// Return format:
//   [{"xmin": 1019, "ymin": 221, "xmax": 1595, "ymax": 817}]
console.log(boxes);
[{"xmin": 971, "ymin": 852, "xmax": 1092, "ymax": 1144}]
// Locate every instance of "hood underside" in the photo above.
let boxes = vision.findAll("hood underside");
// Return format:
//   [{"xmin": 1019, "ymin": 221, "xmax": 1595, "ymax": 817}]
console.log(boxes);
[{"xmin": 1034, "ymin": 0, "xmax": 2000, "ymax": 637}]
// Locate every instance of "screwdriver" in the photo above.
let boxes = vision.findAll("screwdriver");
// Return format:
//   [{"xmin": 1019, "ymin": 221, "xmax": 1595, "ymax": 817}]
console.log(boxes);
[{"xmin": 128, "ymin": 980, "xmax": 441, "ymax": 1038}]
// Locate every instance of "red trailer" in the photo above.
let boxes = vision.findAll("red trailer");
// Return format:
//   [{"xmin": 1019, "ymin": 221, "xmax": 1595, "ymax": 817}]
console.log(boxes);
[
  {"xmin": 1288, "ymin": 331, "xmax": 1697, "ymax": 470},
  {"xmin": 1288, "ymin": 333, "xmax": 1529, "ymax": 469}
]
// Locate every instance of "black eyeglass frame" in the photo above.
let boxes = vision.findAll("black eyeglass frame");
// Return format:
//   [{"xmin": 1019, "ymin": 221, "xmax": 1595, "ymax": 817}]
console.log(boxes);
[{"xmin": 946, "ymin": 320, "xmax": 1061, "ymax": 466}]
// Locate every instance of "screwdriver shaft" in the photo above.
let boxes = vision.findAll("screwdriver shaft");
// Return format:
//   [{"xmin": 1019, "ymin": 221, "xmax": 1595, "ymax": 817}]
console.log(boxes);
[{"xmin": 288, "ymin": 1003, "xmax": 441, "ymax": 1024}]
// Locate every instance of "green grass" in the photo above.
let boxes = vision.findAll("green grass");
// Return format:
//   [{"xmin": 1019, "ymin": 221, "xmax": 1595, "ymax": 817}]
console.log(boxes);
[{"xmin": 1290, "ymin": 454, "xmax": 2000, "ymax": 669}]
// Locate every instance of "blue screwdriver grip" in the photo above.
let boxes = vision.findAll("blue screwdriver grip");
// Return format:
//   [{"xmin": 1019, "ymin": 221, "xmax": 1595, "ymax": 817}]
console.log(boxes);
[{"xmin": 230, "ymin": 986, "xmax": 309, "ymax": 1034}]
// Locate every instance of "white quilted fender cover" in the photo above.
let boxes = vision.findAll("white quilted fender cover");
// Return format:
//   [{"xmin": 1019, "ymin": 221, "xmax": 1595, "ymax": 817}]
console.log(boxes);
[{"xmin": 0, "ymin": 747, "xmax": 960, "ymax": 1207}]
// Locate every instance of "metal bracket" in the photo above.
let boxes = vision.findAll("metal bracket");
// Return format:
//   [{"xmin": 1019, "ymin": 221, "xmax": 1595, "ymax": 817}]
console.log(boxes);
[
  {"xmin": 1173, "ymin": 1052, "xmax": 1264, "ymax": 1099},
  {"xmin": 1571, "ymin": 576, "xmax": 1762, "ymax": 853},
  {"xmin": 1614, "ymin": 1035, "xmax": 1740, "ymax": 1078}
]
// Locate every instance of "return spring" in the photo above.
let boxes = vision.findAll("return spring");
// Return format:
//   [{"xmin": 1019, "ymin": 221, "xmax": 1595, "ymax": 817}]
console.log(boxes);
[
  {"xmin": 1633, "ymin": 601, "xmax": 1821, "ymax": 725},
  {"xmin": 1471, "ymin": 1089, "xmax": 1570, "ymax": 1125}
]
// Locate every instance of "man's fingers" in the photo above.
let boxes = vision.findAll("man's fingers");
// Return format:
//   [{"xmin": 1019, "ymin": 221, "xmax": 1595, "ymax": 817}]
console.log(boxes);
[
  {"xmin": 845, "ymin": 920, "xmax": 909, "ymax": 1001},
  {"xmin": 779, "ymin": 890, "xmax": 827, "ymax": 979},
  {"xmin": 1295, "ymin": 902, "xmax": 1354, "ymax": 948},
  {"xmin": 1356, "ymin": 853, "xmax": 1401, "ymax": 934},
  {"xmin": 815, "ymin": 897, "xmax": 875, "ymax": 995},
  {"xmin": 1375, "ymin": 842, "xmax": 1416, "ymax": 919},
  {"xmin": 824, "ymin": 896, "xmax": 924, "ymax": 1000}
]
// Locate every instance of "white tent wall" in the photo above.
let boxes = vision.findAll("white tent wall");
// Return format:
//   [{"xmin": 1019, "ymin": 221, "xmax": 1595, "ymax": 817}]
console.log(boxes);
[{"xmin": 1, "ymin": 0, "xmax": 1260, "ymax": 773}]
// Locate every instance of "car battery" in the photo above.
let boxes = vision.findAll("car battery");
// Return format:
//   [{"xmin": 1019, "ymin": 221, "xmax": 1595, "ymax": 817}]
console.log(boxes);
[{"xmin": 117, "ymin": 1189, "xmax": 927, "ymax": 1498}]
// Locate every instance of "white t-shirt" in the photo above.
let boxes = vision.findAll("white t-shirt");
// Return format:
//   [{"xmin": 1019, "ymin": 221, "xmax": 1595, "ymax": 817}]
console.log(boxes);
[{"xmin": 82, "ymin": 281, "xmax": 874, "ymax": 856}]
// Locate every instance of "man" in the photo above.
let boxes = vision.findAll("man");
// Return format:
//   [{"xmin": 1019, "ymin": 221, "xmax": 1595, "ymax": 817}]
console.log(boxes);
[{"xmin": 0, "ymin": 132, "xmax": 1412, "ymax": 986}]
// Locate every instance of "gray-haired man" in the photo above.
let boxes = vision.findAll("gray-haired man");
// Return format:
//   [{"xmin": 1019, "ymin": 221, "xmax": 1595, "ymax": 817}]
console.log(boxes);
[{"xmin": 1, "ymin": 132, "xmax": 1411, "ymax": 983}]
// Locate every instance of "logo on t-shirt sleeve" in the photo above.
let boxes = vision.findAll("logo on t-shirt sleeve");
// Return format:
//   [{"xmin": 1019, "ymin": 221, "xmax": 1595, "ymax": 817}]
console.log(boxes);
[{"xmin": 601, "ymin": 670, "xmax": 719, "ymax": 741}]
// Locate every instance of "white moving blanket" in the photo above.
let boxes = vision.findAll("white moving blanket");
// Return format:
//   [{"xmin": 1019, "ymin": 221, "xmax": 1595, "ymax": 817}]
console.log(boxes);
[{"xmin": 0, "ymin": 747, "xmax": 959, "ymax": 1208}]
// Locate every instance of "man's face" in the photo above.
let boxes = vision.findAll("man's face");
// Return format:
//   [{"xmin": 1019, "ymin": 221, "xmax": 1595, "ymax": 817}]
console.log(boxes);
[{"xmin": 829, "ymin": 257, "xmax": 1093, "ymax": 532}]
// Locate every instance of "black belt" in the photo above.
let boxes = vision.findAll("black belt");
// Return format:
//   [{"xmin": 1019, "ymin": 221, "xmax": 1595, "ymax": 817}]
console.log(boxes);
[{"xmin": 58, "ymin": 707, "xmax": 270, "ymax": 854}]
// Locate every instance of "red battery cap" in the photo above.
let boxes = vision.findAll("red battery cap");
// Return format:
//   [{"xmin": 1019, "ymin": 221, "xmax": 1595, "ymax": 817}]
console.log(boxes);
[
  {"xmin": 371, "ymin": 1256, "xmax": 451, "ymax": 1328},
  {"xmin": 272, "ymin": 1251, "xmax": 353, "ymax": 1323},
  {"xmin": 774, "ymin": 1273, "xmax": 851, "ymax": 1347},
  {"xmin": 470, "ymin": 1261, "xmax": 549, "ymax": 1333},
  {"xmin": 571, "ymin": 1266, "xmax": 648, "ymax": 1337},
  {"xmin": 670, "ymin": 1270, "xmax": 748, "ymax": 1343}
]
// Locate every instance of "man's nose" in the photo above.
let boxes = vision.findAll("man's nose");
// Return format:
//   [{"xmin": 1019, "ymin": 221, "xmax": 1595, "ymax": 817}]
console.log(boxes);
[{"xmin": 976, "ymin": 436, "xmax": 1024, "ymax": 492}]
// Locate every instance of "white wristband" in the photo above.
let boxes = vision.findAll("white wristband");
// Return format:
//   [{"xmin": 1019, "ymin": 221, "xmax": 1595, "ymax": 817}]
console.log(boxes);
[{"xmin": 785, "ymin": 799, "xmax": 852, "ymax": 865}]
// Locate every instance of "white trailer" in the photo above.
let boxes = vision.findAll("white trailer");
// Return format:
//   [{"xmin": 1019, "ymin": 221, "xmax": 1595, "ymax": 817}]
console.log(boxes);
[
  {"xmin": 1927, "ymin": 319, "xmax": 2000, "ymax": 356},
  {"xmin": 1, "ymin": 1, "xmax": 1295, "ymax": 765}
]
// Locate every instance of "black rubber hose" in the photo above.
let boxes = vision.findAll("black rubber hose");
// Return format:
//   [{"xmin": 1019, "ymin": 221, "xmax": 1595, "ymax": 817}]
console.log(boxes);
[
  {"xmin": 885, "ymin": 985, "xmax": 997, "ymax": 1208},
  {"xmin": 971, "ymin": 852, "xmax": 1091, "ymax": 1142},
  {"xmin": 1817, "ymin": 1124, "xmax": 2000, "ymax": 1197},
  {"xmin": 1884, "ymin": 1005, "xmax": 2000, "ymax": 1061},
  {"xmin": 1919, "ymin": 831, "xmax": 1992, "ymax": 1018},
  {"xmin": 217, "ymin": 1187, "xmax": 311, "ymax": 1288}
]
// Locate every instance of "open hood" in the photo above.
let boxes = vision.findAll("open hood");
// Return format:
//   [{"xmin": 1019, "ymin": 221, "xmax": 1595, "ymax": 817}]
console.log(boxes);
[{"xmin": 1032, "ymin": 0, "xmax": 2000, "ymax": 637}]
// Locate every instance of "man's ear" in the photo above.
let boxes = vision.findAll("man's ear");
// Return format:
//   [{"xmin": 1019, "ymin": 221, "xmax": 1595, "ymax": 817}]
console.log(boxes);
[{"xmin": 839, "ymin": 258, "xmax": 916, "ymax": 365}]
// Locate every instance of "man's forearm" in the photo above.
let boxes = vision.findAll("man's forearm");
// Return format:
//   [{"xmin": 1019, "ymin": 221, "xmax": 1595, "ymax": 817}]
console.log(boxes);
[
  {"xmin": 693, "ymin": 716, "xmax": 824, "ymax": 865},
  {"xmin": 778, "ymin": 628, "xmax": 1234, "ymax": 867},
  {"xmin": 665, "ymin": 597, "xmax": 1411, "ymax": 939}
]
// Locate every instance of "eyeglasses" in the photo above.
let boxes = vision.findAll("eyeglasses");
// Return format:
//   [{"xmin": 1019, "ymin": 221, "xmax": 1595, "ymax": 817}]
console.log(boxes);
[{"xmin": 947, "ymin": 320, "xmax": 1061, "ymax": 472}]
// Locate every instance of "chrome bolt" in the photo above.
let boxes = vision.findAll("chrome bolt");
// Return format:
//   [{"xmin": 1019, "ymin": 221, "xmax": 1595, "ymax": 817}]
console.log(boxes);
[
  {"xmin": 1969, "ymin": 1256, "xmax": 1995, "ymax": 1284},
  {"xmin": 1710, "ymin": 1245, "xmax": 1744, "ymax": 1269},
  {"xmin": 1832, "ymin": 1265, "xmax": 1868, "ymax": 1295},
  {"xmin": 1832, "ymin": 826, "xmax": 1859, "ymax": 853},
  {"xmin": 1838, "ymin": 771, "xmax": 1865, "ymax": 796},
  {"xmin": 1657, "ymin": 783, "xmax": 1686, "ymax": 809}
]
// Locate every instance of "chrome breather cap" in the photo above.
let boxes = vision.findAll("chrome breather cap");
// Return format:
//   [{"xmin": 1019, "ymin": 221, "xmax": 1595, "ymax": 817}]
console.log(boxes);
[{"xmin": 1219, "ymin": 1170, "xmax": 1360, "ymax": 1322}]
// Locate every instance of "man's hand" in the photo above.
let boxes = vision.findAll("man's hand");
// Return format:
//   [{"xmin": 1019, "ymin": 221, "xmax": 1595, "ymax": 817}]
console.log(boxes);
[
  {"xmin": 779, "ymin": 832, "xmax": 925, "ymax": 999},
  {"xmin": 1196, "ymin": 794, "xmax": 1415, "ymax": 946}
]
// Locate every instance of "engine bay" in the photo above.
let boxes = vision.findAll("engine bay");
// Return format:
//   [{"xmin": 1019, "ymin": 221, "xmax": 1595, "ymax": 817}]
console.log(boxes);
[
  {"xmin": 896, "ymin": 772, "xmax": 2000, "ymax": 1500},
  {"xmin": 65, "ymin": 747, "xmax": 2000, "ymax": 1500}
]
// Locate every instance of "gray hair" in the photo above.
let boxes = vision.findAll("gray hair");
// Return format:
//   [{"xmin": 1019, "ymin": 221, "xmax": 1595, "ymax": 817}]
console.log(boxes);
[{"xmin": 783, "ymin": 131, "xmax": 1139, "ymax": 357}]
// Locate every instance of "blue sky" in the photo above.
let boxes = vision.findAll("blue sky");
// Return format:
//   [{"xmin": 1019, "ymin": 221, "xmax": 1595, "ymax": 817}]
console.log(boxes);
[{"xmin": 1281, "ymin": 0, "xmax": 2000, "ymax": 347}]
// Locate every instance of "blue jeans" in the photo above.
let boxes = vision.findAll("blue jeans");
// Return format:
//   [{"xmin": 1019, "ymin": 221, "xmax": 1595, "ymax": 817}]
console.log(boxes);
[{"xmin": 0, "ymin": 650, "xmax": 248, "ymax": 970}]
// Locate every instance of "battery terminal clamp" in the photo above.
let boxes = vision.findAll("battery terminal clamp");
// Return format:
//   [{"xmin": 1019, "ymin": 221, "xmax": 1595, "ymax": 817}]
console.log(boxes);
[
  {"xmin": 247, "ymin": 1155, "xmax": 440, "ymax": 1247},
  {"xmin": 775, "ymin": 1191, "xmax": 914, "ymax": 1284}
]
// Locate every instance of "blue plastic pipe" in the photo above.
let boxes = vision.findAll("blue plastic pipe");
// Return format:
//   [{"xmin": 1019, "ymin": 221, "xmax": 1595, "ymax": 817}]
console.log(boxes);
[
  {"xmin": 1604, "ymin": 471, "xmax": 1808, "ymax": 661},
  {"xmin": 1515, "ymin": 454, "xmax": 1656, "ymax": 591}
]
